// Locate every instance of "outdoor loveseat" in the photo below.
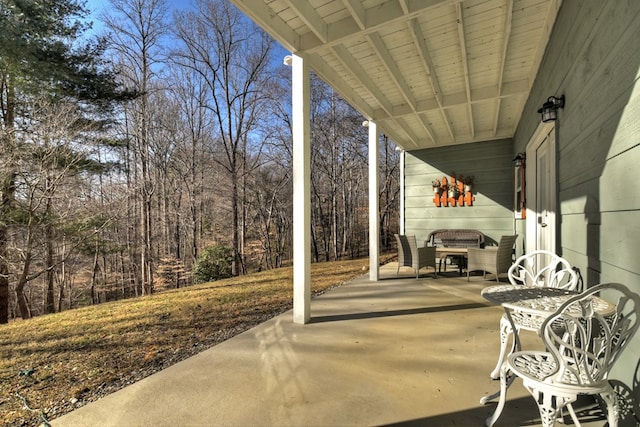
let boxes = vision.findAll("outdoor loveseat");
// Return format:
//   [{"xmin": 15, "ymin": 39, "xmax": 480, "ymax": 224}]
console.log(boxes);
[{"xmin": 425, "ymin": 229, "xmax": 485, "ymax": 274}]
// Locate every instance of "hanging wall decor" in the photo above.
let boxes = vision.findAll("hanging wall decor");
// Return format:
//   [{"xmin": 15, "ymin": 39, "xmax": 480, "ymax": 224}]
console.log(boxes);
[{"xmin": 432, "ymin": 174, "xmax": 475, "ymax": 207}]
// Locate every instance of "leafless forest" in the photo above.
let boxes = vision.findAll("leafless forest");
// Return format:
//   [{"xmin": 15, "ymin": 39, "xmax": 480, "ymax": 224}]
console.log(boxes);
[{"xmin": 0, "ymin": 0, "xmax": 400, "ymax": 322}]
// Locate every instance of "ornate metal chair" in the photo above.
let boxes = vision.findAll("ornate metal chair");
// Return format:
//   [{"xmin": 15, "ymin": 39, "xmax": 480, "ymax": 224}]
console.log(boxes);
[
  {"xmin": 488, "ymin": 250, "xmax": 579, "ymax": 378},
  {"xmin": 394, "ymin": 234, "xmax": 437, "ymax": 279},
  {"xmin": 499, "ymin": 282, "xmax": 640, "ymax": 427},
  {"xmin": 466, "ymin": 235, "xmax": 518, "ymax": 282}
]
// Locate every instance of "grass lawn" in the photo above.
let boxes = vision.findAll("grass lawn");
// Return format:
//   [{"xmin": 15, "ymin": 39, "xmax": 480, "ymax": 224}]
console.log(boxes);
[{"xmin": 0, "ymin": 257, "xmax": 378, "ymax": 426}]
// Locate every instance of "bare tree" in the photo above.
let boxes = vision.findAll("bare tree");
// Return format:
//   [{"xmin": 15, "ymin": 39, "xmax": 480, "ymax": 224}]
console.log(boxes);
[
  {"xmin": 172, "ymin": 0, "xmax": 275, "ymax": 276},
  {"xmin": 103, "ymin": 0, "xmax": 169, "ymax": 294},
  {"xmin": 164, "ymin": 65, "xmax": 216, "ymax": 267},
  {"xmin": 308, "ymin": 76, "xmax": 370, "ymax": 261}
]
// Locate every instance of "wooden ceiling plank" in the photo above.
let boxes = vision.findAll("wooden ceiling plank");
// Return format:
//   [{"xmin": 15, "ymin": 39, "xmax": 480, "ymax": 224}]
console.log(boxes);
[
  {"xmin": 366, "ymin": 32, "xmax": 416, "ymax": 110},
  {"xmin": 331, "ymin": 44, "xmax": 395, "ymax": 118},
  {"xmin": 232, "ymin": 0, "xmax": 301, "ymax": 51},
  {"xmin": 309, "ymin": 52, "xmax": 377, "ymax": 119},
  {"xmin": 301, "ymin": 0, "xmax": 450, "ymax": 54},
  {"xmin": 284, "ymin": 0, "xmax": 328, "ymax": 43},
  {"xmin": 341, "ymin": 0, "xmax": 366, "ymax": 30},
  {"xmin": 229, "ymin": 0, "xmax": 561, "ymax": 150}
]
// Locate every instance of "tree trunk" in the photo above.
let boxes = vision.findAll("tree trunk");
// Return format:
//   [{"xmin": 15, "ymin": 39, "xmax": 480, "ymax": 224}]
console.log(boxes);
[
  {"xmin": 91, "ymin": 244, "xmax": 99, "ymax": 304},
  {"xmin": 0, "ymin": 77, "xmax": 16, "ymax": 324},
  {"xmin": 0, "ymin": 182, "xmax": 12, "ymax": 322},
  {"xmin": 15, "ymin": 253, "xmax": 33, "ymax": 320},
  {"xmin": 45, "ymin": 195, "xmax": 56, "ymax": 314},
  {"xmin": 231, "ymin": 163, "xmax": 240, "ymax": 276}
]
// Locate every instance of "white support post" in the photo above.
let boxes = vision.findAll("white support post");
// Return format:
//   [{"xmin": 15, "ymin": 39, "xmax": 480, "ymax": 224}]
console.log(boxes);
[
  {"xmin": 399, "ymin": 149, "xmax": 405, "ymax": 235},
  {"xmin": 291, "ymin": 54, "xmax": 311, "ymax": 324},
  {"xmin": 368, "ymin": 122, "xmax": 379, "ymax": 281}
]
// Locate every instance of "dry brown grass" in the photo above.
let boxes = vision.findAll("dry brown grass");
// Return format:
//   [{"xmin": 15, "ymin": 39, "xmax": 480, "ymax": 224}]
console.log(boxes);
[{"xmin": 0, "ymin": 258, "xmax": 378, "ymax": 426}]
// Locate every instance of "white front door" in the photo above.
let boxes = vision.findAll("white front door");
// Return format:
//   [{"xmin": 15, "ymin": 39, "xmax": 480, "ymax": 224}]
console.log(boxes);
[{"xmin": 526, "ymin": 122, "xmax": 556, "ymax": 254}]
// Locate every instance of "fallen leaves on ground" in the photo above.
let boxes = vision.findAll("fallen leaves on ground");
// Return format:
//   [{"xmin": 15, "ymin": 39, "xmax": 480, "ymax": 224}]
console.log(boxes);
[{"xmin": 0, "ymin": 257, "xmax": 382, "ymax": 426}]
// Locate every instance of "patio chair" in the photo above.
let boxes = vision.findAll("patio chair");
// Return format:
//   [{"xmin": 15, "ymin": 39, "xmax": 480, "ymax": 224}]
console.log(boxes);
[
  {"xmin": 488, "ymin": 250, "xmax": 578, "ymax": 378},
  {"xmin": 498, "ymin": 283, "xmax": 640, "ymax": 427},
  {"xmin": 394, "ymin": 234, "xmax": 437, "ymax": 279},
  {"xmin": 466, "ymin": 235, "xmax": 517, "ymax": 282}
]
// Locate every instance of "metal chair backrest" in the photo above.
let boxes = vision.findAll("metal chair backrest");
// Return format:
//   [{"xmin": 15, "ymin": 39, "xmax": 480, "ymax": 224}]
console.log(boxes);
[
  {"xmin": 508, "ymin": 250, "xmax": 578, "ymax": 290},
  {"xmin": 541, "ymin": 283, "xmax": 640, "ymax": 387}
]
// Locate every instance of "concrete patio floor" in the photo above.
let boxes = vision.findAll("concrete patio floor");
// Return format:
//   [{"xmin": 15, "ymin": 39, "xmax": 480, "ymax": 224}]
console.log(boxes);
[{"xmin": 52, "ymin": 263, "xmax": 608, "ymax": 427}]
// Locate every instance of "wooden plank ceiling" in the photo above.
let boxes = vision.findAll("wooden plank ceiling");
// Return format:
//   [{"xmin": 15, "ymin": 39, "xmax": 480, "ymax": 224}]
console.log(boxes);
[{"xmin": 230, "ymin": 0, "xmax": 562, "ymax": 151}]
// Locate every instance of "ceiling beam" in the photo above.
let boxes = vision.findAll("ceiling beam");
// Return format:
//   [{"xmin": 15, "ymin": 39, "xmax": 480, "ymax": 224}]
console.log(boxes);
[
  {"xmin": 366, "ymin": 32, "xmax": 437, "ymax": 144},
  {"xmin": 399, "ymin": 0, "xmax": 410, "ymax": 14},
  {"xmin": 301, "ymin": 0, "xmax": 450, "ymax": 54},
  {"xmin": 371, "ymin": 78, "xmax": 530, "ymax": 120},
  {"xmin": 407, "ymin": 18, "xmax": 454, "ymax": 142},
  {"xmin": 455, "ymin": 1, "xmax": 474, "ymax": 139},
  {"xmin": 327, "ymin": 45, "xmax": 421, "ymax": 147},
  {"xmin": 493, "ymin": 0, "xmax": 514, "ymax": 136}
]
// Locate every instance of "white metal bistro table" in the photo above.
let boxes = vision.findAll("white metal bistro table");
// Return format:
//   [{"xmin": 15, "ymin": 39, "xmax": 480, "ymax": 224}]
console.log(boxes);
[{"xmin": 480, "ymin": 284, "xmax": 616, "ymax": 426}]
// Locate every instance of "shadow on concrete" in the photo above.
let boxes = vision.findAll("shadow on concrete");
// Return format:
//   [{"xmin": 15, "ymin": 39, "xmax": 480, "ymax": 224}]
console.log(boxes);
[
  {"xmin": 309, "ymin": 302, "xmax": 489, "ymax": 323},
  {"xmin": 379, "ymin": 395, "xmax": 609, "ymax": 427}
]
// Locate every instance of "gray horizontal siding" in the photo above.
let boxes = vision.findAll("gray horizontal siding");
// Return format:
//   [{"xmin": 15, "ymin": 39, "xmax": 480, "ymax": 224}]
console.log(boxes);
[
  {"xmin": 515, "ymin": 0, "xmax": 640, "ymax": 389},
  {"xmin": 403, "ymin": 139, "xmax": 517, "ymax": 246}
]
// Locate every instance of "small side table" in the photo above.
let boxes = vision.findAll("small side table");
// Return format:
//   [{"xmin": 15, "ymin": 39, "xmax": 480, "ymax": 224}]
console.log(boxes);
[{"xmin": 435, "ymin": 247, "xmax": 468, "ymax": 275}]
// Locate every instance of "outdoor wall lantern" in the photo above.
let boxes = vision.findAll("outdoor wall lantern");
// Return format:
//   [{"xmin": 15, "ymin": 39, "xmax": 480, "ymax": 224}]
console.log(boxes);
[
  {"xmin": 537, "ymin": 95, "xmax": 565, "ymax": 122},
  {"xmin": 513, "ymin": 152, "xmax": 526, "ymax": 167}
]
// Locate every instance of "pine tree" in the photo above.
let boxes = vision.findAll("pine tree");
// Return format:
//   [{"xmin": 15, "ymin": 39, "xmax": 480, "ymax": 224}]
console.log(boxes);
[{"xmin": 0, "ymin": 0, "xmax": 134, "ymax": 323}]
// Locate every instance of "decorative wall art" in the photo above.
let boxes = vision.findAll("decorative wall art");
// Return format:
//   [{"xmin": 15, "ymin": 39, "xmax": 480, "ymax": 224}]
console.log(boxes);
[{"xmin": 432, "ymin": 174, "xmax": 475, "ymax": 207}]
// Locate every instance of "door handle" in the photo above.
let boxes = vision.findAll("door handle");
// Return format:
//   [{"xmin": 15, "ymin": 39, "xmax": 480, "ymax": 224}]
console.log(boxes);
[{"xmin": 538, "ymin": 216, "xmax": 547, "ymax": 227}]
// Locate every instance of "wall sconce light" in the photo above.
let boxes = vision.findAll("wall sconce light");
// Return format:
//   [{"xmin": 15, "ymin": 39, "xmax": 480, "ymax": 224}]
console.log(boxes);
[
  {"xmin": 513, "ymin": 152, "xmax": 526, "ymax": 167},
  {"xmin": 537, "ymin": 95, "xmax": 565, "ymax": 122},
  {"xmin": 283, "ymin": 55, "xmax": 293, "ymax": 66}
]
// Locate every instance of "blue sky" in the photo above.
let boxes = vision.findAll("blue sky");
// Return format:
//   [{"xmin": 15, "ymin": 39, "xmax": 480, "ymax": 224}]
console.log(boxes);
[
  {"xmin": 84, "ymin": 0, "xmax": 290, "ymax": 59},
  {"xmin": 84, "ymin": 0, "xmax": 196, "ymax": 35}
]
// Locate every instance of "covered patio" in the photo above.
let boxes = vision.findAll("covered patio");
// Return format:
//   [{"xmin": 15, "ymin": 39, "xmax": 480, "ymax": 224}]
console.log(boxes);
[
  {"xmin": 229, "ymin": 0, "xmax": 571, "ymax": 324},
  {"xmin": 52, "ymin": 266, "xmax": 608, "ymax": 426}
]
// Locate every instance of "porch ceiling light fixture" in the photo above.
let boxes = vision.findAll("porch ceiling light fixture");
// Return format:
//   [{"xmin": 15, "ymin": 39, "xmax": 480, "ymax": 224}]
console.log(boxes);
[{"xmin": 537, "ymin": 95, "xmax": 565, "ymax": 122}]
